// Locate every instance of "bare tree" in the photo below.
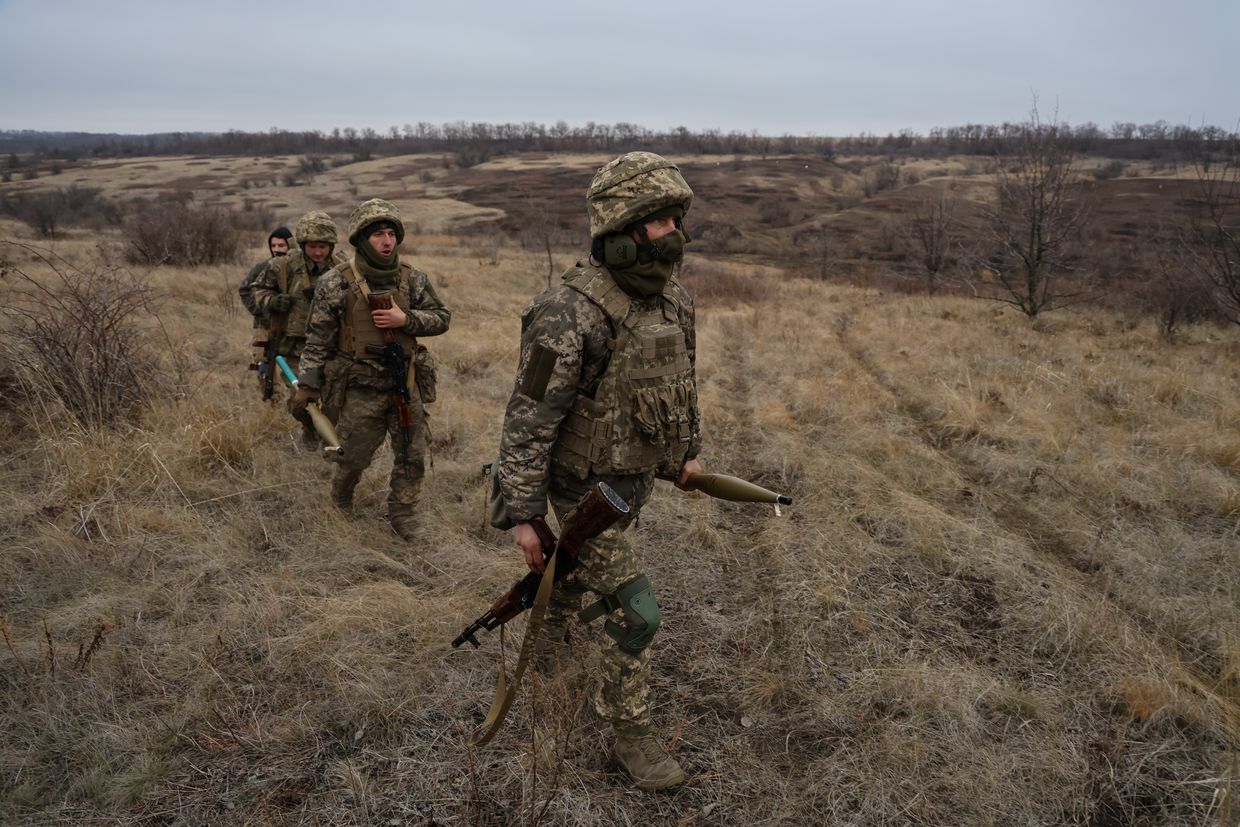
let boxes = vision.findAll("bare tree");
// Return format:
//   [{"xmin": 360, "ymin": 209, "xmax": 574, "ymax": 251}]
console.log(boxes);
[
  {"xmin": 907, "ymin": 189, "xmax": 957, "ymax": 293},
  {"xmin": 979, "ymin": 103, "xmax": 1092, "ymax": 317},
  {"xmin": 520, "ymin": 196, "xmax": 563, "ymax": 288},
  {"xmin": 1178, "ymin": 142, "xmax": 1240, "ymax": 325}
]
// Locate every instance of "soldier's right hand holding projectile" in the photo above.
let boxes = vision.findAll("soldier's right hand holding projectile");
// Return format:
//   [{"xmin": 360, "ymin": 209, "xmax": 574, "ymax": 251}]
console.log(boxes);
[{"xmin": 291, "ymin": 386, "xmax": 317, "ymax": 415}]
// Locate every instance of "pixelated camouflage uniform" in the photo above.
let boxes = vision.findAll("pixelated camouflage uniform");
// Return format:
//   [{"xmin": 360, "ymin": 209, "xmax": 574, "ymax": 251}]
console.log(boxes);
[
  {"xmin": 252, "ymin": 215, "xmax": 347, "ymax": 430},
  {"xmin": 298, "ymin": 256, "xmax": 450, "ymax": 533},
  {"xmin": 496, "ymin": 258, "xmax": 701, "ymax": 728},
  {"xmin": 239, "ymin": 259, "xmax": 271, "ymax": 329}
]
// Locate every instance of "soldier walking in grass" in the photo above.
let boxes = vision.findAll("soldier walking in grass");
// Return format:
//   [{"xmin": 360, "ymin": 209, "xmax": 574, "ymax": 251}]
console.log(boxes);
[
  {"xmin": 491, "ymin": 152, "xmax": 704, "ymax": 790},
  {"xmin": 238, "ymin": 225, "xmax": 293, "ymax": 328},
  {"xmin": 292, "ymin": 199, "xmax": 451, "ymax": 541},
  {"xmin": 251, "ymin": 212, "xmax": 347, "ymax": 442}
]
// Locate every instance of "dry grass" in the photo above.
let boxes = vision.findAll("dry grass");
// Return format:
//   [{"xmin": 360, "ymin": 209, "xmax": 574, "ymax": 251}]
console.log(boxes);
[{"xmin": 1, "ymin": 157, "xmax": 1238, "ymax": 826}]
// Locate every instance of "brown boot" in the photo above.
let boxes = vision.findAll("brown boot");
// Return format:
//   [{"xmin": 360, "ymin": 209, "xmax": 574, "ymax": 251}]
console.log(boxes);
[
  {"xmin": 613, "ymin": 722, "xmax": 685, "ymax": 791},
  {"xmin": 389, "ymin": 516, "xmax": 417, "ymax": 541}
]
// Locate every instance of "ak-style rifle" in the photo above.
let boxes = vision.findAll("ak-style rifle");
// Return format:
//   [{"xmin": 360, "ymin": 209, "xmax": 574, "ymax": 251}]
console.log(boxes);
[
  {"xmin": 364, "ymin": 292, "xmax": 416, "ymax": 480},
  {"xmin": 452, "ymin": 482, "xmax": 630, "ymax": 649}
]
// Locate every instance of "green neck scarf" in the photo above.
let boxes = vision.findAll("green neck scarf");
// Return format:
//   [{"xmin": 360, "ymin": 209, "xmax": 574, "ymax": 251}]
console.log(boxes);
[
  {"xmin": 355, "ymin": 239, "xmax": 400, "ymax": 289},
  {"xmin": 609, "ymin": 228, "xmax": 686, "ymax": 298}
]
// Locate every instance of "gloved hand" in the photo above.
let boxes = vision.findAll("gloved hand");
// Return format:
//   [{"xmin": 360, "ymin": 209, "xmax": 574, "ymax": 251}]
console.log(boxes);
[
  {"xmin": 291, "ymin": 386, "xmax": 318, "ymax": 414},
  {"xmin": 269, "ymin": 293, "xmax": 294, "ymax": 313}
]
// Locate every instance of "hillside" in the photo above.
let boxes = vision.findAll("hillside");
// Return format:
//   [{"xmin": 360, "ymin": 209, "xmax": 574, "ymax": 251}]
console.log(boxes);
[{"xmin": 0, "ymin": 154, "xmax": 1238, "ymax": 825}]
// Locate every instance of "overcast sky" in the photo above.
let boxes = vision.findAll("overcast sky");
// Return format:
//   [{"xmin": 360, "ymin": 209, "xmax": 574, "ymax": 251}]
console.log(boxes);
[{"xmin": 0, "ymin": 0, "xmax": 1234, "ymax": 136}]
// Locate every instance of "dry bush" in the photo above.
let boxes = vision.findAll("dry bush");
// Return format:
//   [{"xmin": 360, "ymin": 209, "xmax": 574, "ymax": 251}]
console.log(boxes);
[
  {"xmin": 0, "ymin": 186, "xmax": 123, "ymax": 238},
  {"xmin": 123, "ymin": 200, "xmax": 241, "ymax": 266},
  {"xmin": 0, "ymin": 240, "xmax": 172, "ymax": 429}
]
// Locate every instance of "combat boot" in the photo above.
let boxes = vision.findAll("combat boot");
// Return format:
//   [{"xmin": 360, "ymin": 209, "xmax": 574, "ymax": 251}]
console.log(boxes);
[
  {"xmin": 331, "ymin": 470, "xmax": 361, "ymax": 513},
  {"xmin": 612, "ymin": 722, "xmax": 685, "ymax": 791},
  {"xmin": 389, "ymin": 515, "xmax": 417, "ymax": 541}
]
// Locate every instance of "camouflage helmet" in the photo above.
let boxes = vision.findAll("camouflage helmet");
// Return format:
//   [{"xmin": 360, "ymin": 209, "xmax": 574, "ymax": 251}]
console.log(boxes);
[
  {"xmin": 587, "ymin": 151, "xmax": 693, "ymax": 238},
  {"xmin": 294, "ymin": 211, "xmax": 339, "ymax": 246},
  {"xmin": 348, "ymin": 198, "xmax": 405, "ymax": 245}
]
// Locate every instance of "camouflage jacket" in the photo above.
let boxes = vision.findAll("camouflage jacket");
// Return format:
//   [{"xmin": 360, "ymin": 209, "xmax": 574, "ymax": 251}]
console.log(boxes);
[
  {"xmin": 238, "ymin": 258, "xmax": 270, "ymax": 327},
  {"xmin": 251, "ymin": 248, "xmax": 348, "ymax": 353},
  {"xmin": 297, "ymin": 258, "xmax": 451, "ymax": 391},
  {"xmin": 497, "ymin": 259, "xmax": 701, "ymax": 524}
]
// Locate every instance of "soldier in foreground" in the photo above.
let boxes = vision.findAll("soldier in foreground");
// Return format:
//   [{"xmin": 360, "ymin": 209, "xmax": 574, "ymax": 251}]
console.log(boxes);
[
  {"xmin": 251, "ymin": 212, "xmax": 347, "ymax": 441},
  {"xmin": 492, "ymin": 152, "xmax": 704, "ymax": 790},
  {"xmin": 238, "ymin": 225, "xmax": 293, "ymax": 327},
  {"xmin": 293, "ymin": 199, "xmax": 450, "ymax": 540}
]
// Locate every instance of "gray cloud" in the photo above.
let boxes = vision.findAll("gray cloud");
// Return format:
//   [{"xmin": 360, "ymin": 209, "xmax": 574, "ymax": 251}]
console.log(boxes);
[{"xmin": 0, "ymin": 0, "xmax": 1234, "ymax": 135}]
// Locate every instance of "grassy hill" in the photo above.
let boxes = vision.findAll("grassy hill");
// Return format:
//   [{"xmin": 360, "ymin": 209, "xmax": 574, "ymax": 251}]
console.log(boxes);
[{"xmin": 0, "ymin": 153, "xmax": 1238, "ymax": 825}]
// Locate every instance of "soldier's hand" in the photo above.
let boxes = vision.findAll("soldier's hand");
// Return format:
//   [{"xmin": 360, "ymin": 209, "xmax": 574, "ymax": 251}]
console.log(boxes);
[
  {"xmin": 291, "ymin": 387, "xmax": 318, "ymax": 414},
  {"xmin": 269, "ymin": 294, "xmax": 294, "ymax": 313},
  {"xmin": 372, "ymin": 304, "xmax": 407, "ymax": 329},
  {"xmin": 514, "ymin": 522, "xmax": 545, "ymax": 573},
  {"xmin": 675, "ymin": 458, "xmax": 704, "ymax": 489}
]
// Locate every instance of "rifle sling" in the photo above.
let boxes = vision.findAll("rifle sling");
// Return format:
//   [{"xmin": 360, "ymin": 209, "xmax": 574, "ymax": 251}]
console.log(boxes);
[{"xmin": 472, "ymin": 548, "xmax": 560, "ymax": 747}]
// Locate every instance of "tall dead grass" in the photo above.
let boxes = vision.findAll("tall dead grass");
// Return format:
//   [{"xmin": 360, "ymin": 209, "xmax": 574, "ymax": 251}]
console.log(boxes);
[{"xmin": 1, "ymin": 206, "xmax": 1238, "ymax": 825}]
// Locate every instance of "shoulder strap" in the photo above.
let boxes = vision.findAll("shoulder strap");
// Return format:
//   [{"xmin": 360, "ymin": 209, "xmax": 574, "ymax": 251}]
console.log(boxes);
[
  {"xmin": 277, "ymin": 256, "xmax": 291, "ymax": 294},
  {"xmin": 344, "ymin": 256, "xmax": 370, "ymax": 300},
  {"xmin": 563, "ymin": 265, "xmax": 632, "ymax": 328}
]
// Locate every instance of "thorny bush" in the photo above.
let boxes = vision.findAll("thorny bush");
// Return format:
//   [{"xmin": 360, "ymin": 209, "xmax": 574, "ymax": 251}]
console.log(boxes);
[{"xmin": 0, "ymin": 240, "xmax": 172, "ymax": 429}]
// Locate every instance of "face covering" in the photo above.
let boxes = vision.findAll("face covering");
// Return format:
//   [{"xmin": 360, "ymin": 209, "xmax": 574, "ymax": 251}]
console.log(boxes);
[
  {"xmin": 610, "ymin": 228, "xmax": 686, "ymax": 297},
  {"xmin": 354, "ymin": 237, "xmax": 400, "ymax": 288}
]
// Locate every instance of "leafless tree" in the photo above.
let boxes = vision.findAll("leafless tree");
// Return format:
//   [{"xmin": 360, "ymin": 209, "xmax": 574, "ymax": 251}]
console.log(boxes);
[
  {"xmin": 1177, "ymin": 141, "xmax": 1240, "ymax": 325},
  {"xmin": 979, "ymin": 103, "xmax": 1093, "ymax": 317},
  {"xmin": 907, "ymin": 189, "xmax": 957, "ymax": 293},
  {"xmin": 520, "ymin": 196, "xmax": 564, "ymax": 288}
]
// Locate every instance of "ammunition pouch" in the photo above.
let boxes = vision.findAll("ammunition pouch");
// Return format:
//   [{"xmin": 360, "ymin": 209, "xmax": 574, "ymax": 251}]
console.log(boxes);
[
  {"xmin": 414, "ymin": 344, "xmax": 437, "ymax": 404},
  {"xmin": 579, "ymin": 574, "xmax": 660, "ymax": 654}
]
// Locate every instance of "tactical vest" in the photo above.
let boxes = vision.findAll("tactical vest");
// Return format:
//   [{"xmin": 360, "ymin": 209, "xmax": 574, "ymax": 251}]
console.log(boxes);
[
  {"xmin": 550, "ymin": 265, "xmax": 696, "ymax": 478},
  {"xmin": 277, "ymin": 249, "xmax": 342, "ymax": 339},
  {"xmin": 336, "ymin": 258, "xmax": 418, "ymax": 360}
]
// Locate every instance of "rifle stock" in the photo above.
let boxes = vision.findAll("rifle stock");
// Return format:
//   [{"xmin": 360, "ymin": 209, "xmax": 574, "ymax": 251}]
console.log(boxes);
[{"xmin": 452, "ymin": 482, "xmax": 630, "ymax": 648}]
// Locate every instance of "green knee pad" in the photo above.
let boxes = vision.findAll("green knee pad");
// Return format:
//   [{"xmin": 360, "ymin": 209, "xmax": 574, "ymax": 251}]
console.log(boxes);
[{"xmin": 579, "ymin": 574, "xmax": 661, "ymax": 654}]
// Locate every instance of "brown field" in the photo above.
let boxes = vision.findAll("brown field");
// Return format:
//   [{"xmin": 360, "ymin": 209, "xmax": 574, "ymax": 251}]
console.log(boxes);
[{"xmin": 0, "ymin": 152, "xmax": 1237, "ymax": 825}]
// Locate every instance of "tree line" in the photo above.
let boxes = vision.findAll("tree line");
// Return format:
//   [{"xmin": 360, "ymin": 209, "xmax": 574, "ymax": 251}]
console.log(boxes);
[{"xmin": 1, "ymin": 118, "xmax": 1236, "ymax": 165}]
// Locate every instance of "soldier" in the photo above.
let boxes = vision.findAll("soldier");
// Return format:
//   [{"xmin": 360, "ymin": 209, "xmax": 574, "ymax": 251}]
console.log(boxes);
[
  {"xmin": 292, "ymin": 199, "xmax": 450, "ymax": 540},
  {"xmin": 251, "ymin": 211, "xmax": 347, "ymax": 442},
  {"xmin": 238, "ymin": 226, "xmax": 293, "ymax": 327},
  {"xmin": 492, "ymin": 152, "xmax": 704, "ymax": 790}
]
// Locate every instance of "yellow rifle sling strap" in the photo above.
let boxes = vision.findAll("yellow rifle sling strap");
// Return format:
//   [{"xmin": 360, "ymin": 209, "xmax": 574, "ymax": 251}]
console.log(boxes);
[
  {"xmin": 346, "ymin": 256, "xmax": 371, "ymax": 300},
  {"xmin": 472, "ymin": 549, "xmax": 559, "ymax": 747},
  {"xmin": 277, "ymin": 256, "xmax": 290, "ymax": 294}
]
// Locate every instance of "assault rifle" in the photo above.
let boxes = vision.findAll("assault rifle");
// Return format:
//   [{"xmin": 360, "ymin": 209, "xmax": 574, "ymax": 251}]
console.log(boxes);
[
  {"xmin": 274, "ymin": 355, "xmax": 344, "ymax": 457},
  {"xmin": 363, "ymin": 292, "xmax": 416, "ymax": 480},
  {"xmin": 452, "ymin": 482, "xmax": 630, "ymax": 649},
  {"xmin": 250, "ymin": 312, "xmax": 285, "ymax": 401}
]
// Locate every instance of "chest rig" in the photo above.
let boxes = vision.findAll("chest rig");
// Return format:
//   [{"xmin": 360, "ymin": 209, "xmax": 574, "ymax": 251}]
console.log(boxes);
[
  {"xmin": 275, "ymin": 250, "xmax": 330, "ymax": 340},
  {"xmin": 551, "ymin": 265, "xmax": 695, "ymax": 478},
  {"xmin": 336, "ymin": 258, "xmax": 419, "ymax": 360}
]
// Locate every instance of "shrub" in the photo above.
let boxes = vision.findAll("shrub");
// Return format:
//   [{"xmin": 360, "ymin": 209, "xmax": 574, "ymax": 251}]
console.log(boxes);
[
  {"xmin": 1093, "ymin": 160, "xmax": 1127, "ymax": 180},
  {"xmin": 123, "ymin": 200, "xmax": 241, "ymax": 266},
  {"xmin": 0, "ymin": 187, "xmax": 123, "ymax": 239},
  {"xmin": 0, "ymin": 241, "xmax": 171, "ymax": 429}
]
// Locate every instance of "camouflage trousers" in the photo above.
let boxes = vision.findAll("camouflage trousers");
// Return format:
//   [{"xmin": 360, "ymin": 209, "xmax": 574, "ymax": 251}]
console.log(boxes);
[
  {"xmin": 540, "ymin": 491, "xmax": 652, "ymax": 729},
  {"xmin": 331, "ymin": 380, "xmax": 426, "ymax": 525}
]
